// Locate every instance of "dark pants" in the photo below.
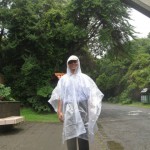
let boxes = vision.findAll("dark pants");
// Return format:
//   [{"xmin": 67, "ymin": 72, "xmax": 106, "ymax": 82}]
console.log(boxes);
[{"xmin": 67, "ymin": 138, "xmax": 89, "ymax": 150}]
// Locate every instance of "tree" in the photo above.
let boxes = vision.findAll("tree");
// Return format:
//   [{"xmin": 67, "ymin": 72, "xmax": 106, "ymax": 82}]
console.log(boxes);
[
  {"xmin": 147, "ymin": 32, "xmax": 150, "ymax": 38},
  {"xmin": 0, "ymin": 0, "xmax": 13, "ymax": 69},
  {"xmin": 0, "ymin": 0, "xmax": 69, "ymax": 112},
  {"xmin": 65, "ymin": 0, "xmax": 135, "ymax": 57},
  {"xmin": 0, "ymin": 0, "xmax": 11, "ymax": 48},
  {"xmin": 95, "ymin": 38, "xmax": 150, "ymax": 103}
]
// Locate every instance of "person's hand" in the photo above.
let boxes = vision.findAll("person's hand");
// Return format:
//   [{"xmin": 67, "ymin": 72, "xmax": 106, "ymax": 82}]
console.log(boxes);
[{"xmin": 58, "ymin": 112, "xmax": 64, "ymax": 122}]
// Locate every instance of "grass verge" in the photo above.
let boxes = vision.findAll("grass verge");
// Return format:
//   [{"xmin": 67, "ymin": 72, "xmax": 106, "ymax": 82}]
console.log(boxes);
[
  {"xmin": 124, "ymin": 102, "xmax": 150, "ymax": 108},
  {"xmin": 21, "ymin": 108, "xmax": 59, "ymax": 122}
]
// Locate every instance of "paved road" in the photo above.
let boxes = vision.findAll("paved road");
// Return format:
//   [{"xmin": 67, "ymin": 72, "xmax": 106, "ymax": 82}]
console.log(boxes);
[
  {"xmin": 0, "ymin": 122, "xmax": 102, "ymax": 150},
  {"xmin": 0, "ymin": 103, "xmax": 150, "ymax": 150},
  {"xmin": 98, "ymin": 103, "xmax": 150, "ymax": 150},
  {"xmin": 0, "ymin": 122, "xmax": 66, "ymax": 150}
]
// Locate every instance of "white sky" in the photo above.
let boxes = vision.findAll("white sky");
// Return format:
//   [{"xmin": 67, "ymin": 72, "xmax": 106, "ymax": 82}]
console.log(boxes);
[{"xmin": 129, "ymin": 8, "xmax": 150, "ymax": 38}]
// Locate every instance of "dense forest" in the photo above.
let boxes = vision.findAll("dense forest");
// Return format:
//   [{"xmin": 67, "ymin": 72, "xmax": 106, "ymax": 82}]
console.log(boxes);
[{"xmin": 0, "ymin": 0, "xmax": 149, "ymax": 112}]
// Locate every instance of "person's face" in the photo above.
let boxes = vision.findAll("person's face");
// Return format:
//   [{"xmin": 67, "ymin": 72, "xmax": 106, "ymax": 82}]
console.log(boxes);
[{"xmin": 68, "ymin": 60, "xmax": 78, "ymax": 72}]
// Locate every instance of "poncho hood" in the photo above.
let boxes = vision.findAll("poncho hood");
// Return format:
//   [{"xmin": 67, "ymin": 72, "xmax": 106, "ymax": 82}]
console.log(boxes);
[{"xmin": 66, "ymin": 55, "xmax": 81, "ymax": 75}]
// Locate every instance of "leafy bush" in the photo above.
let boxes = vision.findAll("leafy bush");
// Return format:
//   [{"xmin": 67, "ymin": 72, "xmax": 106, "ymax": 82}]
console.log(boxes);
[
  {"xmin": 121, "ymin": 99, "xmax": 132, "ymax": 104},
  {"xmin": 108, "ymin": 97, "xmax": 119, "ymax": 103},
  {"xmin": 37, "ymin": 85, "xmax": 53, "ymax": 98},
  {"xmin": 0, "ymin": 84, "xmax": 15, "ymax": 101},
  {"xmin": 27, "ymin": 96, "xmax": 51, "ymax": 112},
  {"xmin": 21, "ymin": 55, "xmax": 39, "ymax": 76}
]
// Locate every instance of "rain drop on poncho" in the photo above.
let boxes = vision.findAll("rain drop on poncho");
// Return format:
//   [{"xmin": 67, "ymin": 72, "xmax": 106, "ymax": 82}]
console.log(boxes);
[{"xmin": 48, "ymin": 55, "xmax": 104, "ymax": 143}]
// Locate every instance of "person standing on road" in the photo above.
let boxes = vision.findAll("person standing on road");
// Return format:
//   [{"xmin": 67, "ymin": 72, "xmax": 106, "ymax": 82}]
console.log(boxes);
[{"xmin": 48, "ymin": 55, "xmax": 104, "ymax": 150}]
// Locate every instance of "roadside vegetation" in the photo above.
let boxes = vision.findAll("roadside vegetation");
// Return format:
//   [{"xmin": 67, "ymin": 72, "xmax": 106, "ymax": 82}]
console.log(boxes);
[
  {"xmin": 125, "ymin": 102, "xmax": 150, "ymax": 109},
  {"xmin": 95, "ymin": 38, "xmax": 150, "ymax": 104}
]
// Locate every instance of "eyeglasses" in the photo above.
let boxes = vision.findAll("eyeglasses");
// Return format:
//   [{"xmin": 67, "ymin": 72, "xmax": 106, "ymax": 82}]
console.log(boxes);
[{"xmin": 68, "ymin": 60, "xmax": 78, "ymax": 64}]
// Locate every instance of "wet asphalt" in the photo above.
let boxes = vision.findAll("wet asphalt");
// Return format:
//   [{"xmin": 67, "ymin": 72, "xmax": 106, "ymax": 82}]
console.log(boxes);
[
  {"xmin": 0, "ymin": 103, "xmax": 150, "ymax": 150},
  {"xmin": 0, "ymin": 122, "xmax": 102, "ymax": 150},
  {"xmin": 99, "ymin": 103, "xmax": 150, "ymax": 150}
]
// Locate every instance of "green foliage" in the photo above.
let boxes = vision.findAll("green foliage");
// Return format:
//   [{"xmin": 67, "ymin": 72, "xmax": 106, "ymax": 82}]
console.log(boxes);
[
  {"xmin": 121, "ymin": 99, "xmax": 132, "ymax": 104},
  {"xmin": 130, "ymin": 38, "xmax": 150, "ymax": 54},
  {"xmin": 21, "ymin": 55, "xmax": 39, "ymax": 76},
  {"xmin": 66, "ymin": 0, "xmax": 135, "ymax": 56},
  {"xmin": 147, "ymin": 32, "xmax": 150, "ymax": 38},
  {"xmin": 121, "ymin": 52, "xmax": 150, "ymax": 101},
  {"xmin": 122, "ymin": 54, "xmax": 150, "ymax": 87},
  {"xmin": 0, "ymin": 0, "xmax": 136, "ymax": 111},
  {"xmin": 0, "ymin": 83, "xmax": 15, "ymax": 101},
  {"xmin": 37, "ymin": 85, "xmax": 53, "ymax": 98},
  {"xmin": 107, "ymin": 97, "xmax": 119, "ymax": 103},
  {"xmin": 96, "ymin": 58, "xmax": 131, "ymax": 98},
  {"xmin": 0, "ymin": 0, "xmax": 68, "ymax": 112},
  {"xmin": 27, "ymin": 96, "xmax": 51, "ymax": 112},
  {"xmin": 118, "ymin": 89, "xmax": 132, "ymax": 104},
  {"xmin": 96, "ymin": 38, "xmax": 150, "ymax": 103}
]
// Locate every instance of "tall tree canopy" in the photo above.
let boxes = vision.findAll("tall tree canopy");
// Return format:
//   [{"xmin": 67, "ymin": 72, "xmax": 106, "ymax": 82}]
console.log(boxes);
[{"xmin": 67, "ymin": 0, "xmax": 135, "ymax": 57}]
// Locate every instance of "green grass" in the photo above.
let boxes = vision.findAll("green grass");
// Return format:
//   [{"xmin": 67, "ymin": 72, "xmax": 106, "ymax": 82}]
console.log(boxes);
[
  {"xmin": 124, "ymin": 102, "xmax": 150, "ymax": 108},
  {"xmin": 21, "ymin": 108, "xmax": 59, "ymax": 122}
]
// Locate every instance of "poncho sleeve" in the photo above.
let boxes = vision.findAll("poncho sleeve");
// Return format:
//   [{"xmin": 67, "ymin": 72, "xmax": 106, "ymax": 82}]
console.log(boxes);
[
  {"xmin": 48, "ymin": 78, "xmax": 62, "ymax": 112},
  {"xmin": 85, "ymin": 75, "xmax": 104, "ymax": 140}
]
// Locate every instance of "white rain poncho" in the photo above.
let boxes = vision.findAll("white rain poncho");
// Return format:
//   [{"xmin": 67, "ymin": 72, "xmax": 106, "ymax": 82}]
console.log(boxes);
[{"xmin": 48, "ymin": 56, "xmax": 104, "ymax": 143}]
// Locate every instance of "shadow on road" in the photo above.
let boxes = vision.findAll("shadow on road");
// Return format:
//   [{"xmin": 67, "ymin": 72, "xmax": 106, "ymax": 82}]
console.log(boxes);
[{"xmin": 0, "ymin": 125, "xmax": 24, "ymax": 135}]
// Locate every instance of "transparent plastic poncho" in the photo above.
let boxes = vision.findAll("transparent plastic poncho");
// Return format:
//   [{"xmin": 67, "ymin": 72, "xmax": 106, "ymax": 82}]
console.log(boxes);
[{"xmin": 48, "ymin": 56, "xmax": 104, "ymax": 143}]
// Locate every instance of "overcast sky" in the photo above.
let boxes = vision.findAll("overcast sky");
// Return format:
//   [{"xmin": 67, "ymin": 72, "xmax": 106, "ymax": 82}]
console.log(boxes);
[{"xmin": 129, "ymin": 8, "xmax": 150, "ymax": 38}]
